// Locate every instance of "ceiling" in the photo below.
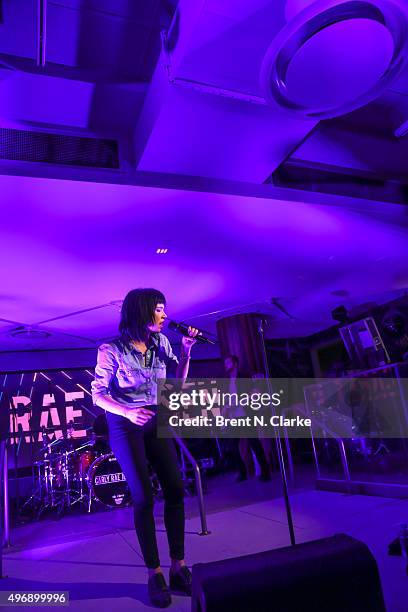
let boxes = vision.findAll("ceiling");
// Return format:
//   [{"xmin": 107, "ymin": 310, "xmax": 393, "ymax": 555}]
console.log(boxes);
[
  {"xmin": 0, "ymin": 0, "xmax": 408, "ymax": 353},
  {"xmin": 1, "ymin": 173, "xmax": 407, "ymax": 352}
]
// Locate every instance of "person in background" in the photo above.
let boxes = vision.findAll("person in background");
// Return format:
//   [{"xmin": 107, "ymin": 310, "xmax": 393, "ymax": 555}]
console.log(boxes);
[{"xmin": 224, "ymin": 356, "xmax": 271, "ymax": 482}]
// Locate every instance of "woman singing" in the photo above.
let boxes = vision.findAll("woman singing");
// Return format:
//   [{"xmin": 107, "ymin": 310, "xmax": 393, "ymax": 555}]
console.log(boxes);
[{"xmin": 91, "ymin": 288, "xmax": 198, "ymax": 608}]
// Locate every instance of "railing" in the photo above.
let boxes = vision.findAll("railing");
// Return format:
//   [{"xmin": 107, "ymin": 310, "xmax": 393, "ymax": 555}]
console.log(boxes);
[
  {"xmin": 174, "ymin": 436, "xmax": 210, "ymax": 536},
  {"xmin": 301, "ymin": 391, "xmax": 353, "ymax": 493}
]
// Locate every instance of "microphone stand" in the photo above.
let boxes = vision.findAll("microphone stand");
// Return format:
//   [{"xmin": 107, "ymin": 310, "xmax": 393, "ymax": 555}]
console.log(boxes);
[
  {"xmin": 28, "ymin": 411, "xmax": 36, "ymax": 510},
  {"xmin": 15, "ymin": 424, "xmax": 24, "ymax": 517},
  {"xmin": 9, "ymin": 401, "xmax": 21, "ymax": 517},
  {"xmin": 258, "ymin": 318, "xmax": 296, "ymax": 547}
]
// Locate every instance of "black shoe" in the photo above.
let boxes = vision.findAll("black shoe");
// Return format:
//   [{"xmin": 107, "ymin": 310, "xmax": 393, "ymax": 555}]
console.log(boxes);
[
  {"xmin": 148, "ymin": 573, "xmax": 172, "ymax": 608},
  {"xmin": 259, "ymin": 471, "xmax": 271, "ymax": 482},
  {"xmin": 169, "ymin": 565, "xmax": 193, "ymax": 596},
  {"xmin": 235, "ymin": 473, "xmax": 247, "ymax": 483}
]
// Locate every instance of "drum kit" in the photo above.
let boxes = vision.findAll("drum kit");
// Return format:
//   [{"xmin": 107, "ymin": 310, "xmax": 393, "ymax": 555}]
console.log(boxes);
[
  {"xmin": 23, "ymin": 425, "xmax": 135, "ymax": 517},
  {"xmin": 21, "ymin": 419, "xmax": 215, "ymax": 520}
]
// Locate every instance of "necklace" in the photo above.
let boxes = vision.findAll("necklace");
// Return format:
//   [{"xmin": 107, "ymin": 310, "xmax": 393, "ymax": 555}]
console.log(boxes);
[{"xmin": 130, "ymin": 341, "xmax": 155, "ymax": 380}]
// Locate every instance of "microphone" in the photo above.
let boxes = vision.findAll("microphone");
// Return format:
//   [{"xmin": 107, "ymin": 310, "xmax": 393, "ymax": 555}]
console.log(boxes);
[{"xmin": 168, "ymin": 321, "xmax": 216, "ymax": 345}]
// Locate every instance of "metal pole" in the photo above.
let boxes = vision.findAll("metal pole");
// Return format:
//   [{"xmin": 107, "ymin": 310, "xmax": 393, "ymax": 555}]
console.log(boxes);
[
  {"xmin": 310, "ymin": 429, "xmax": 321, "ymax": 479},
  {"xmin": 282, "ymin": 428, "xmax": 295, "ymax": 482},
  {"xmin": 258, "ymin": 319, "xmax": 296, "ymax": 547},
  {"xmin": 338, "ymin": 439, "xmax": 352, "ymax": 494},
  {"xmin": 3, "ymin": 445, "xmax": 10, "ymax": 548},
  {"xmin": 174, "ymin": 436, "xmax": 210, "ymax": 536},
  {"xmin": 37, "ymin": 0, "xmax": 47, "ymax": 67},
  {"xmin": 304, "ymin": 391, "xmax": 321, "ymax": 479},
  {"xmin": 214, "ymin": 437, "xmax": 223, "ymax": 461}
]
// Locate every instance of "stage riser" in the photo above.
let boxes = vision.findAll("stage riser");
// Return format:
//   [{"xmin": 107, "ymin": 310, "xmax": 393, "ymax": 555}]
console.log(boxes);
[{"xmin": 317, "ymin": 478, "xmax": 408, "ymax": 498}]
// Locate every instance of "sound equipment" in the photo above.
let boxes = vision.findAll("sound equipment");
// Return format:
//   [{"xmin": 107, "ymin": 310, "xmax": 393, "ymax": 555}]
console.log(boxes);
[
  {"xmin": 332, "ymin": 305, "xmax": 348, "ymax": 324},
  {"xmin": 191, "ymin": 534, "xmax": 386, "ymax": 612},
  {"xmin": 340, "ymin": 317, "xmax": 390, "ymax": 370}
]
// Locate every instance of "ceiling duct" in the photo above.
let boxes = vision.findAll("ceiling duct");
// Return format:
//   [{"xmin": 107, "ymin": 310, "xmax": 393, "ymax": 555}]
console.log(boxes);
[{"xmin": 135, "ymin": 0, "xmax": 408, "ymax": 183}]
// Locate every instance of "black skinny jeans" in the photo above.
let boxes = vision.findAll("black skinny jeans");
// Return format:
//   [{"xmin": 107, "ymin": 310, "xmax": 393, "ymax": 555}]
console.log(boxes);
[{"xmin": 107, "ymin": 410, "xmax": 185, "ymax": 569}]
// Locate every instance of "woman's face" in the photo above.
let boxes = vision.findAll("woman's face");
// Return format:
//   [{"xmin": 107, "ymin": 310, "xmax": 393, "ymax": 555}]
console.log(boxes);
[{"xmin": 147, "ymin": 303, "xmax": 167, "ymax": 333}]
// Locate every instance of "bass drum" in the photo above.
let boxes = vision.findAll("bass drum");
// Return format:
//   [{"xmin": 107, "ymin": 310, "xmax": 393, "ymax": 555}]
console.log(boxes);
[{"xmin": 87, "ymin": 453, "xmax": 131, "ymax": 508}]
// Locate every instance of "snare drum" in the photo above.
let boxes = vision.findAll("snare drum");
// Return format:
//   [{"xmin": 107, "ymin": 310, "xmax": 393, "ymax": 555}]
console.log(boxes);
[{"xmin": 87, "ymin": 453, "xmax": 131, "ymax": 508}]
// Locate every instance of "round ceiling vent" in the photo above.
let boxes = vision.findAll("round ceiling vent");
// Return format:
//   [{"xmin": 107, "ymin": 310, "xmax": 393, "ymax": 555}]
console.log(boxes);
[
  {"xmin": 260, "ymin": 0, "xmax": 408, "ymax": 119},
  {"xmin": 11, "ymin": 328, "xmax": 51, "ymax": 340}
]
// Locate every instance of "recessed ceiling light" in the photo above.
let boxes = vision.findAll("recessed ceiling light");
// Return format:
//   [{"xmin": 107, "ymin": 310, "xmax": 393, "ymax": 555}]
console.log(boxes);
[{"xmin": 156, "ymin": 248, "xmax": 168, "ymax": 254}]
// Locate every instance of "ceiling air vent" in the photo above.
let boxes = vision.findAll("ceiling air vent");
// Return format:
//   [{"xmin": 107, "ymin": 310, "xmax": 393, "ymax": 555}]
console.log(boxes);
[
  {"xmin": 0, "ymin": 128, "xmax": 119, "ymax": 169},
  {"xmin": 10, "ymin": 328, "xmax": 51, "ymax": 340}
]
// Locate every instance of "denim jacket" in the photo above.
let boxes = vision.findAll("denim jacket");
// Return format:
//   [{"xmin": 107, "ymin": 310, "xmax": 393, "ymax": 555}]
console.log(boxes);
[{"xmin": 91, "ymin": 333, "xmax": 179, "ymax": 408}]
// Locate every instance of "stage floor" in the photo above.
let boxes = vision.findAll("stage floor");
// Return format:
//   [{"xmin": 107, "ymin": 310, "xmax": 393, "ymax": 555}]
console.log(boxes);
[{"xmin": 2, "ymin": 472, "xmax": 408, "ymax": 611}]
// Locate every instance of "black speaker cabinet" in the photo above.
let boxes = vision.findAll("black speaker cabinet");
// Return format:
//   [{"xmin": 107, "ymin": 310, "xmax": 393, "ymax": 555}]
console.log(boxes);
[{"xmin": 191, "ymin": 534, "xmax": 385, "ymax": 612}]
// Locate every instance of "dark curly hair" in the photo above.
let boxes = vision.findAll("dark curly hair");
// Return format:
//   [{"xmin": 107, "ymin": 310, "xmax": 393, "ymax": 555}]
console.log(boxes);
[{"xmin": 119, "ymin": 288, "xmax": 166, "ymax": 342}]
